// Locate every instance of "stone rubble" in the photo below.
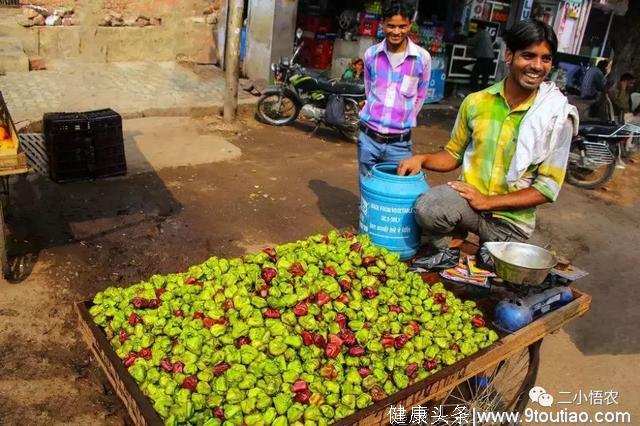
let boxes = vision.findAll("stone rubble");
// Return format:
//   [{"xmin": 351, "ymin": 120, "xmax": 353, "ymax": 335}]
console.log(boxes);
[
  {"xmin": 19, "ymin": 3, "xmax": 219, "ymax": 28},
  {"xmin": 32, "ymin": 14, "xmax": 46, "ymax": 26},
  {"xmin": 20, "ymin": 5, "xmax": 75, "ymax": 26},
  {"xmin": 100, "ymin": 11, "xmax": 161, "ymax": 27}
]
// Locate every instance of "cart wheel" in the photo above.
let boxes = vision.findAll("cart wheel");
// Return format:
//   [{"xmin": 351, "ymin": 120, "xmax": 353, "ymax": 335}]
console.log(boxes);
[
  {"xmin": 0, "ymin": 199, "xmax": 9, "ymax": 279},
  {"xmin": 438, "ymin": 340, "xmax": 541, "ymax": 425}
]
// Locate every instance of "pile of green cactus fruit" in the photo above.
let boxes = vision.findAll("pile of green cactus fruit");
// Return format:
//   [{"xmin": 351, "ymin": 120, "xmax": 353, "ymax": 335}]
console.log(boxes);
[{"xmin": 89, "ymin": 231, "xmax": 498, "ymax": 426}]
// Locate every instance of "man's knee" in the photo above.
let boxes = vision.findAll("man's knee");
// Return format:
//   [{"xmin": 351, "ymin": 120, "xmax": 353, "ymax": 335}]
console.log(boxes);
[{"xmin": 414, "ymin": 185, "xmax": 458, "ymax": 232}]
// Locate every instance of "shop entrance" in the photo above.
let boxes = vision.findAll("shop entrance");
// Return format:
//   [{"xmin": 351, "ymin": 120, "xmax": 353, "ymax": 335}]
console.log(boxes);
[{"xmin": 295, "ymin": 0, "xmax": 377, "ymax": 78}]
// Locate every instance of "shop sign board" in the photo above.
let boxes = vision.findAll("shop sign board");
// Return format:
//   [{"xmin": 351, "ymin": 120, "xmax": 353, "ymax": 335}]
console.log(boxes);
[
  {"xmin": 471, "ymin": 0, "xmax": 487, "ymax": 19},
  {"xmin": 521, "ymin": 0, "xmax": 534, "ymax": 19},
  {"xmin": 468, "ymin": 19, "xmax": 500, "ymax": 42},
  {"xmin": 447, "ymin": 44, "xmax": 499, "ymax": 80}
]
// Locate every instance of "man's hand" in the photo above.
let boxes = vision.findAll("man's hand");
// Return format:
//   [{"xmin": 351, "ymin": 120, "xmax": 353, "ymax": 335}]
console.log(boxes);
[
  {"xmin": 448, "ymin": 181, "xmax": 492, "ymax": 211},
  {"xmin": 398, "ymin": 155, "xmax": 425, "ymax": 176}
]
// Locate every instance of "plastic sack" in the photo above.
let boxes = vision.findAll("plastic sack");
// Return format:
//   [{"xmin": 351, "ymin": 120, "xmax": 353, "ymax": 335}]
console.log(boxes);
[
  {"xmin": 410, "ymin": 248, "xmax": 460, "ymax": 271},
  {"xmin": 476, "ymin": 244, "xmax": 495, "ymax": 271},
  {"xmin": 324, "ymin": 94, "xmax": 345, "ymax": 126}
]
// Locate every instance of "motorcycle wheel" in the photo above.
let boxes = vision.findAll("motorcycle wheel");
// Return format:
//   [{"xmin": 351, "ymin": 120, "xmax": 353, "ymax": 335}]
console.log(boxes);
[
  {"xmin": 565, "ymin": 144, "xmax": 616, "ymax": 189},
  {"xmin": 338, "ymin": 99, "xmax": 361, "ymax": 143},
  {"xmin": 256, "ymin": 92, "xmax": 300, "ymax": 126}
]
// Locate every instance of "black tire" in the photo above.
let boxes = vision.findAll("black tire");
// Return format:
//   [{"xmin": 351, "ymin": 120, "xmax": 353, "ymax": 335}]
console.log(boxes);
[
  {"xmin": 338, "ymin": 99, "xmax": 362, "ymax": 143},
  {"xmin": 436, "ymin": 340, "xmax": 541, "ymax": 425},
  {"xmin": 565, "ymin": 145, "xmax": 616, "ymax": 189},
  {"xmin": 0, "ymin": 199, "xmax": 8, "ymax": 279},
  {"xmin": 256, "ymin": 91, "xmax": 300, "ymax": 126}
]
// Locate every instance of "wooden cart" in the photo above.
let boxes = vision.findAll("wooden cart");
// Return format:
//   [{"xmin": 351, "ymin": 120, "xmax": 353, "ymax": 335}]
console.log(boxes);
[
  {"xmin": 0, "ymin": 163, "xmax": 30, "ymax": 278},
  {"xmin": 75, "ymin": 276, "xmax": 591, "ymax": 426},
  {"xmin": 0, "ymin": 91, "xmax": 30, "ymax": 279}
]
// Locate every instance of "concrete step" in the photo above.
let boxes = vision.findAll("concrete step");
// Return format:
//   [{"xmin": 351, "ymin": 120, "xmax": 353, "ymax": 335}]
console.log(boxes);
[
  {"xmin": 0, "ymin": 51, "xmax": 29, "ymax": 72},
  {"xmin": 0, "ymin": 17, "xmax": 21, "ymax": 35},
  {"xmin": 0, "ymin": 35, "xmax": 23, "ymax": 52},
  {"xmin": 0, "ymin": 35, "xmax": 29, "ymax": 72}
]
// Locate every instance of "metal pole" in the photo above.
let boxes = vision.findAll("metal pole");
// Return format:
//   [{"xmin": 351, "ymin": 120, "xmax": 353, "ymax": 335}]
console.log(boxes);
[
  {"xmin": 224, "ymin": 0, "xmax": 245, "ymax": 122},
  {"xmin": 574, "ymin": 0, "xmax": 592, "ymax": 55},
  {"xmin": 600, "ymin": 10, "xmax": 614, "ymax": 57}
]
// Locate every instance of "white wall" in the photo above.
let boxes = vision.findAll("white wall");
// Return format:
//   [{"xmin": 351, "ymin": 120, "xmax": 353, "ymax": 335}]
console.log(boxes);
[{"xmin": 244, "ymin": 0, "xmax": 297, "ymax": 82}]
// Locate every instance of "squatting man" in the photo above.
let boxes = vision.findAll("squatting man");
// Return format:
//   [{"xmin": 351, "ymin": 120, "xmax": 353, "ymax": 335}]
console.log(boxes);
[{"xmin": 399, "ymin": 19, "xmax": 578, "ymax": 249}]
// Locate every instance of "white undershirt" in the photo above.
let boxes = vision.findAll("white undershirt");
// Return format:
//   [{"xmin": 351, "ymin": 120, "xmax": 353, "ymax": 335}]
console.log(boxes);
[{"xmin": 388, "ymin": 51, "xmax": 406, "ymax": 69}]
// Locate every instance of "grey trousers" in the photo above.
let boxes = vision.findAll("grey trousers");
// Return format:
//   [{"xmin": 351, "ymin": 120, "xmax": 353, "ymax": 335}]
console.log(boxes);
[{"xmin": 415, "ymin": 185, "xmax": 528, "ymax": 250}]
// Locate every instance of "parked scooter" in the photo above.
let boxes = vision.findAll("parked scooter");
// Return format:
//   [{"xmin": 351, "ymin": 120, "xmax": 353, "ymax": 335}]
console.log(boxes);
[
  {"xmin": 255, "ymin": 29, "xmax": 365, "ymax": 142},
  {"xmin": 566, "ymin": 121, "xmax": 640, "ymax": 189}
]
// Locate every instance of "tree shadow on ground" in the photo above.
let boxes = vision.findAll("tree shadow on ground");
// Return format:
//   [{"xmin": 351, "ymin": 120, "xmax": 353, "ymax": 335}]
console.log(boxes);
[
  {"xmin": 5, "ymin": 128, "xmax": 181, "ymax": 284},
  {"xmin": 308, "ymin": 179, "xmax": 360, "ymax": 231}
]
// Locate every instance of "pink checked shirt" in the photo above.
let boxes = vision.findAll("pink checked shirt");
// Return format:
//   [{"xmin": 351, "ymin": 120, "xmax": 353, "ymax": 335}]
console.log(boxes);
[{"xmin": 360, "ymin": 39, "xmax": 431, "ymax": 135}]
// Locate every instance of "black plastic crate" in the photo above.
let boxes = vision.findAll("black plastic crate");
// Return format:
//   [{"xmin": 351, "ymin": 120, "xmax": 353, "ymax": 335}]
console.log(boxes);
[
  {"xmin": 94, "ymin": 144, "xmax": 127, "ymax": 178},
  {"xmin": 43, "ymin": 109, "xmax": 126, "ymax": 182}
]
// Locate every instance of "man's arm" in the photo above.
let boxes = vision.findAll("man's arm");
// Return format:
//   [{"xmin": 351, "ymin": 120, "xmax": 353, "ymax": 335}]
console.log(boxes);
[
  {"xmin": 412, "ymin": 54, "xmax": 432, "ymax": 117},
  {"xmin": 448, "ymin": 182, "xmax": 548, "ymax": 211},
  {"xmin": 398, "ymin": 151, "xmax": 459, "ymax": 175},
  {"xmin": 399, "ymin": 96, "xmax": 471, "ymax": 176},
  {"xmin": 467, "ymin": 33, "xmax": 478, "ymax": 48},
  {"xmin": 594, "ymin": 71, "xmax": 606, "ymax": 92},
  {"xmin": 363, "ymin": 50, "xmax": 372, "ymax": 98},
  {"xmin": 450, "ymin": 120, "xmax": 574, "ymax": 211}
]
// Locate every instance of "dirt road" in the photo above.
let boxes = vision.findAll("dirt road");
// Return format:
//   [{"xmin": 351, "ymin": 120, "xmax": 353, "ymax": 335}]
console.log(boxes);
[{"xmin": 0, "ymin": 111, "xmax": 637, "ymax": 424}]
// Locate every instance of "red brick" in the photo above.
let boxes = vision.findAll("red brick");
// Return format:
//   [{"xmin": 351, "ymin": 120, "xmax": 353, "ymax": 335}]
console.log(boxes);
[{"xmin": 29, "ymin": 56, "xmax": 47, "ymax": 71}]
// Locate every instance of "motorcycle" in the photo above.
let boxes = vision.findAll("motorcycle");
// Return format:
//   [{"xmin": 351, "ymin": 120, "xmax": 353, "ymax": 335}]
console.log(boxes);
[
  {"xmin": 255, "ymin": 29, "xmax": 366, "ymax": 142},
  {"xmin": 566, "ymin": 121, "xmax": 640, "ymax": 189}
]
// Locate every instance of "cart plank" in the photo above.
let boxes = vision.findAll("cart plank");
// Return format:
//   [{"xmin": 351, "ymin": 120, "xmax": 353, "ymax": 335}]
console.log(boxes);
[
  {"xmin": 75, "ymin": 302, "xmax": 163, "ymax": 426},
  {"xmin": 77, "ymin": 289, "xmax": 590, "ymax": 426}
]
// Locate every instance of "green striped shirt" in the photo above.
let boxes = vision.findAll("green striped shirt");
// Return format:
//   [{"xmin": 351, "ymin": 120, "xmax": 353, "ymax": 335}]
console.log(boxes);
[{"xmin": 445, "ymin": 81, "xmax": 569, "ymax": 237}]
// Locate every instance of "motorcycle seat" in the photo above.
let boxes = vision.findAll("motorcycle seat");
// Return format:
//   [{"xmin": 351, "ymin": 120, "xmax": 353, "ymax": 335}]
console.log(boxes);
[
  {"xmin": 579, "ymin": 122, "xmax": 620, "ymax": 136},
  {"xmin": 317, "ymin": 79, "xmax": 365, "ymax": 95}
]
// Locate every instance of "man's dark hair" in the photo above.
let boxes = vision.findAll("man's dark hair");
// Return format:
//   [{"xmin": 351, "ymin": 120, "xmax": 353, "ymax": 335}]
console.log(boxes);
[
  {"xmin": 477, "ymin": 21, "xmax": 487, "ymax": 30},
  {"xmin": 620, "ymin": 72, "xmax": 635, "ymax": 82},
  {"xmin": 597, "ymin": 60, "xmax": 609, "ymax": 73},
  {"xmin": 503, "ymin": 19, "xmax": 558, "ymax": 55},
  {"xmin": 382, "ymin": 0, "xmax": 415, "ymax": 20}
]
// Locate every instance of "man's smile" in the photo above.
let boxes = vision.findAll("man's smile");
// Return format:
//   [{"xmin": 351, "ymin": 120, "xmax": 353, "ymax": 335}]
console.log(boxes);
[{"xmin": 522, "ymin": 70, "xmax": 543, "ymax": 83}]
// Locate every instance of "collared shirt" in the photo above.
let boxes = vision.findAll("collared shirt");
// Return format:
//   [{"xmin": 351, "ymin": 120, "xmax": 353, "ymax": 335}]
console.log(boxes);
[
  {"xmin": 360, "ymin": 39, "xmax": 431, "ymax": 134},
  {"xmin": 445, "ymin": 81, "xmax": 569, "ymax": 237},
  {"xmin": 608, "ymin": 82, "xmax": 631, "ymax": 115},
  {"xmin": 580, "ymin": 66, "xmax": 605, "ymax": 99}
]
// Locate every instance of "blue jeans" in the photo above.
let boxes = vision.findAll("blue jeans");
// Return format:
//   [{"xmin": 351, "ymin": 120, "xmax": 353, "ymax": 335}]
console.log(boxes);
[{"xmin": 358, "ymin": 130, "xmax": 413, "ymax": 183}]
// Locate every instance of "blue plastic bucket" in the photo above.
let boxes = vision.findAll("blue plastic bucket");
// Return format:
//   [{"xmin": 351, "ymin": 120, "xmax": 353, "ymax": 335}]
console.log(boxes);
[{"xmin": 359, "ymin": 163, "xmax": 430, "ymax": 260}]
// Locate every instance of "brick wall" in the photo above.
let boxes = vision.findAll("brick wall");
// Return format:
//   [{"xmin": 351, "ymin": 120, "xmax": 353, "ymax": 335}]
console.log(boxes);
[
  {"xmin": 15, "ymin": 0, "xmax": 218, "ymax": 63},
  {"xmin": 100, "ymin": 0, "xmax": 210, "ymax": 18}
]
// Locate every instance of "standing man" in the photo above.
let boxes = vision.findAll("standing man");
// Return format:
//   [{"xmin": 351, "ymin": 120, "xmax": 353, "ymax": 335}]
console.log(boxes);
[
  {"xmin": 398, "ymin": 19, "xmax": 578, "ymax": 250},
  {"xmin": 581, "ymin": 60, "xmax": 610, "ymax": 121},
  {"xmin": 358, "ymin": 0, "xmax": 431, "ymax": 182},
  {"xmin": 580, "ymin": 60, "xmax": 608, "ymax": 100},
  {"xmin": 468, "ymin": 22, "xmax": 495, "ymax": 90}
]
